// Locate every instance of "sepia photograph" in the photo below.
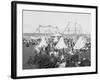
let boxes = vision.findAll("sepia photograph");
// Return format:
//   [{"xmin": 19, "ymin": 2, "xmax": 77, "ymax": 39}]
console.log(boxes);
[{"xmin": 11, "ymin": 1, "xmax": 97, "ymax": 79}]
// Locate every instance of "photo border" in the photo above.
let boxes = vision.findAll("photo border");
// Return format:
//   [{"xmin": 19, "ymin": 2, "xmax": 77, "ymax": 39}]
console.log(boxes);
[{"xmin": 11, "ymin": 1, "xmax": 98, "ymax": 79}]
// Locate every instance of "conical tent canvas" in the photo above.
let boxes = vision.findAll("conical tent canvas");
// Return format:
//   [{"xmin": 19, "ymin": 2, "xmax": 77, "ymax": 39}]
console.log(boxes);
[
  {"xmin": 73, "ymin": 36, "xmax": 86, "ymax": 49},
  {"xmin": 55, "ymin": 37, "xmax": 68, "ymax": 49},
  {"xmin": 38, "ymin": 36, "xmax": 47, "ymax": 47},
  {"xmin": 54, "ymin": 36, "xmax": 58, "ymax": 42}
]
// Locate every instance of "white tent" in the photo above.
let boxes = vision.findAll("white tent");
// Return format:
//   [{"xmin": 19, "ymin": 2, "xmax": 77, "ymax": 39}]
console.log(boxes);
[
  {"xmin": 51, "ymin": 32, "xmax": 61, "ymax": 37},
  {"xmin": 73, "ymin": 36, "xmax": 86, "ymax": 49},
  {"xmin": 53, "ymin": 36, "xmax": 58, "ymax": 43},
  {"xmin": 37, "ymin": 36, "xmax": 48, "ymax": 47},
  {"xmin": 55, "ymin": 37, "xmax": 68, "ymax": 49},
  {"xmin": 30, "ymin": 36, "xmax": 40, "ymax": 40}
]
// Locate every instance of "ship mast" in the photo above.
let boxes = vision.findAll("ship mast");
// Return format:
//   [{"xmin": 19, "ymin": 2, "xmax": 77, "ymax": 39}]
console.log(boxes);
[{"xmin": 63, "ymin": 21, "xmax": 71, "ymax": 34}]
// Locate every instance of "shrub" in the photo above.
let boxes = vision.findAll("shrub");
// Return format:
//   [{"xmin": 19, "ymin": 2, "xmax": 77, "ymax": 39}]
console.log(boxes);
[{"xmin": 33, "ymin": 54, "xmax": 57, "ymax": 68}]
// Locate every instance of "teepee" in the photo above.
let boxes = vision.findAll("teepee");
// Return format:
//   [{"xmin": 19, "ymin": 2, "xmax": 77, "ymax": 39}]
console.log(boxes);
[
  {"xmin": 37, "ymin": 36, "xmax": 47, "ymax": 47},
  {"xmin": 53, "ymin": 36, "xmax": 58, "ymax": 43},
  {"xmin": 55, "ymin": 37, "xmax": 68, "ymax": 49},
  {"xmin": 73, "ymin": 36, "xmax": 86, "ymax": 49}
]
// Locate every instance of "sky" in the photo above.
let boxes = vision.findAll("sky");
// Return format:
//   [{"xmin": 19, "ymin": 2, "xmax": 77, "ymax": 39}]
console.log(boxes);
[{"xmin": 23, "ymin": 10, "xmax": 91, "ymax": 34}]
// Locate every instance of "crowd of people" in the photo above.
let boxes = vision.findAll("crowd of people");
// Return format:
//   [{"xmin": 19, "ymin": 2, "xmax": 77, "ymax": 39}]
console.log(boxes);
[{"xmin": 23, "ymin": 35, "xmax": 91, "ymax": 69}]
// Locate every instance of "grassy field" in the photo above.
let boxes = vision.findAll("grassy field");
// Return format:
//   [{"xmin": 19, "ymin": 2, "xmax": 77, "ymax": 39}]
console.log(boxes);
[
  {"xmin": 23, "ymin": 46, "xmax": 91, "ymax": 69},
  {"xmin": 23, "ymin": 46, "xmax": 38, "ymax": 69},
  {"xmin": 22, "ymin": 33, "xmax": 91, "ymax": 69}
]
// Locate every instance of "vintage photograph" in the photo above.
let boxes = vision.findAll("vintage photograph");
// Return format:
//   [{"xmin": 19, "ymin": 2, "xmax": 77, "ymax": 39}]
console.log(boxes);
[
  {"xmin": 11, "ymin": 1, "xmax": 97, "ymax": 79},
  {"xmin": 22, "ymin": 10, "xmax": 91, "ymax": 69}
]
